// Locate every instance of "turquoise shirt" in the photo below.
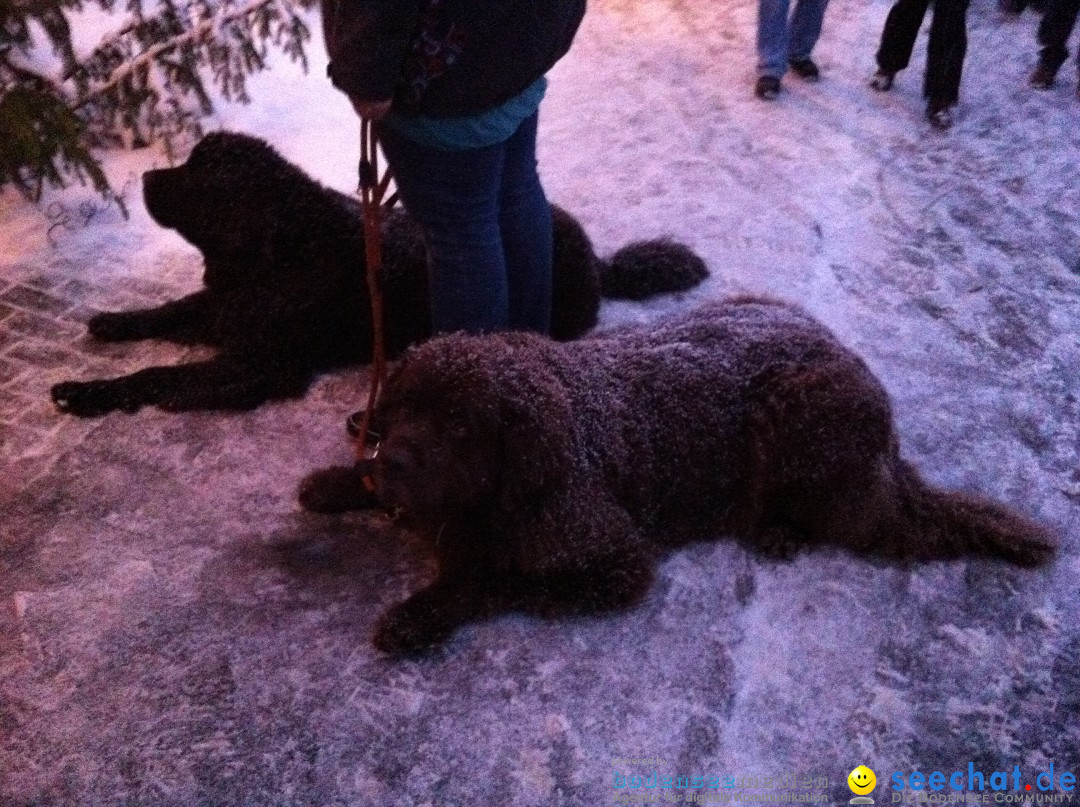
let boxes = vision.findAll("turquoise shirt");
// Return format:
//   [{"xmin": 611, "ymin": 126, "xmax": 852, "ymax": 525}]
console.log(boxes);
[{"xmin": 385, "ymin": 77, "xmax": 547, "ymax": 151}]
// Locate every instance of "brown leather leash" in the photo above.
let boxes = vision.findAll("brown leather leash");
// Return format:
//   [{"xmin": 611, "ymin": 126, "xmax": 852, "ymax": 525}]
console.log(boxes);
[{"xmin": 354, "ymin": 118, "xmax": 397, "ymax": 489}]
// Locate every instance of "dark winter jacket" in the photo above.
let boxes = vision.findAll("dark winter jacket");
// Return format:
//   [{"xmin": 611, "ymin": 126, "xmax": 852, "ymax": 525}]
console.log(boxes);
[{"xmin": 321, "ymin": 0, "xmax": 587, "ymax": 117}]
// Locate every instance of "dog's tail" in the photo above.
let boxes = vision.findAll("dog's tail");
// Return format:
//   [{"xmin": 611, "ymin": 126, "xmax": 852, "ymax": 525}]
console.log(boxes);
[
  {"xmin": 599, "ymin": 239, "xmax": 709, "ymax": 301},
  {"xmin": 894, "ymin": 461, "xmax": 1057, "ymax": 567}
]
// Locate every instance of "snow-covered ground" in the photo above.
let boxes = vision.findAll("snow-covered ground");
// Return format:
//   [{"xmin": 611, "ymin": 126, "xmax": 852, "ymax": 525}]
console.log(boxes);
[{"xmin": 2, "ymin": 0, "xmax": 1079, "ymax": 804}]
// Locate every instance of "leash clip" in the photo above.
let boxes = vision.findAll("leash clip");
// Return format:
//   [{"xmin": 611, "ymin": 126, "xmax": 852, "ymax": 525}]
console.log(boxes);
[
  {"xmin": 358, "ymin": 157, "xmax": 377, "ymax": 193},
  {"xmin": 357, "ymin": 441, "xmax": 380, "ymax": 493}
]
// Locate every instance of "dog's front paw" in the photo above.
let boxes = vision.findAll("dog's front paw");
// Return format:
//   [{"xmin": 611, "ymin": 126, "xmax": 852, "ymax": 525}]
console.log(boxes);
[
  {"xmin": 87, "ymin": 311, "xmax": 144, "ymax": 341},
  {"xmin": 51, "ymin": 380, "xmax": 132, "ymax": 417},
  {"xmin": 298, "ymin": 465, "xmax": 380, "ymax": 513},
  {"xmin": 372, "ymin": 597, "xmax": 456, "ymax": 655}
]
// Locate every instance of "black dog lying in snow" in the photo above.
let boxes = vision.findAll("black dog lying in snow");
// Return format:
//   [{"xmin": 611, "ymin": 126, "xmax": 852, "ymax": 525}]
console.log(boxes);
[
  {"xmin": 50, "ymin": 131, "xmax": 707, "ymax": 416},
  {"xmin": 300, "ymin": 297, "xmax": 1057, "ymax": 654}
]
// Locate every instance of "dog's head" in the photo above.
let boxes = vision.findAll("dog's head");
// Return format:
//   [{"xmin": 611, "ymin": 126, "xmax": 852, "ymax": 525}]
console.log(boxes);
[
  {"xmin": 142, "ymin": 132, "xmax": 303, "ymax": 281},
  {"xmin": 370, "ymin": 333, "xmax": 576, "ymax": 524}
]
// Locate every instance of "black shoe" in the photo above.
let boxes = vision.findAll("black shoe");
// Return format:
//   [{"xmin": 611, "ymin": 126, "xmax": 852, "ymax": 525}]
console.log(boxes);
[
  {"xmin": 926, "ymin": 100, "xmax": 955, "ymax": 130},
  {"xmin": 755, "ymin": 75, "xmax": 781, "ymax": 100},
  {"xmin": 869, "ymin": 69, "xmax": 896, "ymax": 91},
  {"xmin": 1029, "ymin": 63, "xmax": 1056, "ymax": 89},
  {"xmin": 788, "ymin": 58, "xmax": 820, "ymax": 81}
]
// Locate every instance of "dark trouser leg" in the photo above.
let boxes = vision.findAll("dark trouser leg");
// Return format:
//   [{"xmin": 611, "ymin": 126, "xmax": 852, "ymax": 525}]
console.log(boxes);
[
  {"xmin": 876, "ymin": 0, "xmax": 933, "ymax": 73},
  {"xmin": 1037, "ymin": 0, "xmax": 1080, "ymax": 71},
  {"xmin": 377, "ymin": 126, "xmax": 509, "ymax": 335},
  {"xmin": 496, "ymin": 112, "xmax": 553, "ymax": 334},
  {"xmin": 924, "ymin": 0, "xmax": 971, "ymax": 104}
]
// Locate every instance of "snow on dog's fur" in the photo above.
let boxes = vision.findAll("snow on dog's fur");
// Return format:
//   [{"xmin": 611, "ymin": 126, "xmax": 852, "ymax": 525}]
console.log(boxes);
[{"xmin": 304, "ymin": 297, "xmax": 1057, "ymax": 654}]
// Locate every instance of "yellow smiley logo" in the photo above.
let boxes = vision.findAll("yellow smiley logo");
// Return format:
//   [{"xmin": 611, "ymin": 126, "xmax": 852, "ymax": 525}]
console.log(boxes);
[{"xmin": 848, "ymin": 765, "xmax": 877, "ymax": 795}]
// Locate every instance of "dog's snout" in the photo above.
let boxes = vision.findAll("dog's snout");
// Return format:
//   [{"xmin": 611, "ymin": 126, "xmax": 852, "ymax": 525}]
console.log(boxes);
[
  {"xmin": 142, "ymin": 167, "xmax": 183, "ymax": 225},
  {"xmin": 143, "ymin": 169, "xmax": 165, "ymax": 217},
  {"xmin": 142, "ymin": 168, "xmax": 165, "ymax": 198}
]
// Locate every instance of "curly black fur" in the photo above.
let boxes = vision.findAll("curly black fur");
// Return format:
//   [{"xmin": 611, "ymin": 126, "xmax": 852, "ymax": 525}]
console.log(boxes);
[
  {"xmin": 50, "ymin": 131, "xmax": 707, "ymax": 416},
  {"xmin": 304, "ymin": 297, "xmax": 1057, "ymax": 654},
  {"xmin": 599, "ymin": 239, "xmax": 708, "ymax": 300}
]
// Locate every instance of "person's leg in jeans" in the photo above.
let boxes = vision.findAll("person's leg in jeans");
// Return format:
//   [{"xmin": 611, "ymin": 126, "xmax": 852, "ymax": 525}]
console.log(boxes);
[
  {"xmin": 787, "ymin": 0, "xmax": 831, "ymax": 64},
  {"xmin": 876, "ymin": 0, "xmax": 933, "ymax": 74},
  {"xmin": 924, "ymin": 0, "xmax": 970, "ymax": 107},
  {"xmin": 496, "ymin": 112, "xmax": 552, "ymax": 334},
  {"xmin": 378, "ymin": 126, "xmax": 509, "ymax": 334},
  {"xmin": 758, "ymin": 0, "xmax": 794, "ymax": 78}
]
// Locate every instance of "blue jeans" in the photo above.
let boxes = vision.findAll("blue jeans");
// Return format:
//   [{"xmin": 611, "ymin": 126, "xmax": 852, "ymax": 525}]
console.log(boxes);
[
  {"xmin": 377, "ymin": 112, "xmax": 553, "ymax": 335},
  {"xmin": 757, "ymin": 0, "xmax": 831, "ymax": 78}
]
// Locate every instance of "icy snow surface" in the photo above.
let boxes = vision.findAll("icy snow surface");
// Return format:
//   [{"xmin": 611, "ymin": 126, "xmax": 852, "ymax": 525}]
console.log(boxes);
[{"xmin": 1, "ymin": 0, "xmax": 1079, "ymax": 804}]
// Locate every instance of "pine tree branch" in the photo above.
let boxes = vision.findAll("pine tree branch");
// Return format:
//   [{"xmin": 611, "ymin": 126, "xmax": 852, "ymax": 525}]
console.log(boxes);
[
  {"xmin": 2, "ymin": 0, "xmax": 313, "ymax": 208},
  {"xmin": 72, "ymin": 0, "xmax": 299, "ymax": 110}
]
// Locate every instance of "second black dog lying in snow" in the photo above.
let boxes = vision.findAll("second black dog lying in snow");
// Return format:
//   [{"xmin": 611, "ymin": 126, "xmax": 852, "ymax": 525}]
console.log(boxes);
[
  {"xmin": 51, "ymin": 131, "xmax": 707, "ymax": 416},
  {"xmin": 300, "ymin": 297, "xmax": 1057, "ymax": 654}
]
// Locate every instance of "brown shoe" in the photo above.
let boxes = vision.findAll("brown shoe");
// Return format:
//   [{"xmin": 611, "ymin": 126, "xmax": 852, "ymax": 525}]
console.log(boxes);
[
  {"xmin": 1029, "ymin": 63, "xmax": 1056, "ymax": 89},
  {"xmin": 869, "ymin": 69, "xmax": 896, "ymax": 91},
  {"xmin": 788, "ymin": 58, "xmax": 821, "ymax": 82},
  {"xmin": 755, "ymin": 75, "xmax": 781, "ymax": 100},
  {"xmin": 926, "ymin": 101, "xmax": 954, "ymax": 130}
]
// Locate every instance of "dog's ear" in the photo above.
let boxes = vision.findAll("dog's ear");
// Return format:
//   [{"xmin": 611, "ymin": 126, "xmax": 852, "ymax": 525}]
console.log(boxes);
[
  {"xmin": 495, "ymin": 368, "xmax": 577, "ymax": 508},
  {"xmin": 215, "ymin": 204, "xmax": 276, "ymax": 264}
]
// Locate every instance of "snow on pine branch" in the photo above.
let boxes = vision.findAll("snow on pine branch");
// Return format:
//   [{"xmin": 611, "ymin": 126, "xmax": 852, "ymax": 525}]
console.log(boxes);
[{"xmin": 0, "ymin": 0, "xmax": 316, "ymax": 203}]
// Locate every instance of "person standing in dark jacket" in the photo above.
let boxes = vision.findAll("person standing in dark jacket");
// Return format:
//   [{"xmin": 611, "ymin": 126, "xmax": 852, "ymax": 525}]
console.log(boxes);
[
  {"xmin": 321, "ymin": 0, "xmax": 586, "ymax": 335},
  {"xmin": 1028, "ymin": 0, "xmax": 1080, "ymax": 96},
  {"xmin": 868, "ymin": 0, "xmax": 971, "ymax": 129}
]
